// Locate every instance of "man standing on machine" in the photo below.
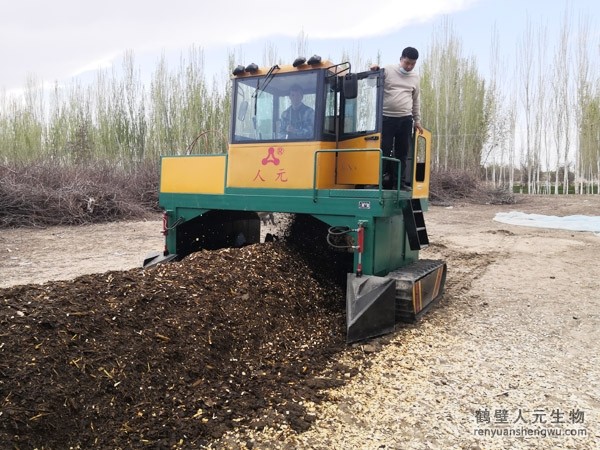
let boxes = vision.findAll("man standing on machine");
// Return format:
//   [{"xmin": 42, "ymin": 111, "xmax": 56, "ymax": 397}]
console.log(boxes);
[{"xmin": 372, "ymin": 46, "xmax": 424, "ymax": 190}]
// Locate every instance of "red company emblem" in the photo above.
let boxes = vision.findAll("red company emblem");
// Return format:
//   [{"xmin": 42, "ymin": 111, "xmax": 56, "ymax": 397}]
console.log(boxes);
[{"xmin": 261, "ymin": 147, "xmax": 281, "ymax": 165}]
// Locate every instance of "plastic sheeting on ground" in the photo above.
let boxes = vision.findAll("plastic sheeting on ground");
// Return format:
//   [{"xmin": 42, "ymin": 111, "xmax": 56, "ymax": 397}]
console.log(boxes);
[{"xmin": 493, "ymin": 211, "xmax": 600, "ymax": 235}]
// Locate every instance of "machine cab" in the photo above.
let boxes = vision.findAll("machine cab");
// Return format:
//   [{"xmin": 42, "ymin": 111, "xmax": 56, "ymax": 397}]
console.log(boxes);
[
  {"xmin": 231, "ymin": 62, "xmax": 382, "ymax": 146},
  {"xmin": 228, "ymin": 61, "xmax": 396, "ymax": 190}
]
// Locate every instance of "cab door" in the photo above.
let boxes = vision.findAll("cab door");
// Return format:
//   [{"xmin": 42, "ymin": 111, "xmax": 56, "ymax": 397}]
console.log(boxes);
[{"xmin": 336, "ymin": 69, "xmax": 384, "ymax": 185}]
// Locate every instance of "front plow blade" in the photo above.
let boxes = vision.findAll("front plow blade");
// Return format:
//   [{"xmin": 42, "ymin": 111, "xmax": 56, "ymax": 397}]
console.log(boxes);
[
  {"xmin": 142, "ymin": 251, "xmax": 178, "ymax": 268},
  {"xmin": 346, "ymin": 274, "xmax": 396, "ymax": 343}
]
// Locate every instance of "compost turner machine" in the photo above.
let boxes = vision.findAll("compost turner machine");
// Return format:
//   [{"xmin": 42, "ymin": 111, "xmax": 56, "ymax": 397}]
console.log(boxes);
[{"xmin": 144, "ymin": 56, "xmax": 447, "ymax": 343}]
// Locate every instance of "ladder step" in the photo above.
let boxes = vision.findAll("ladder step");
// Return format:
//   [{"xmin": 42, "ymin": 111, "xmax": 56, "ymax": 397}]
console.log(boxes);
[{"xmin": 403, "ymin": 198, "xmax": 430, "ymax": 251}]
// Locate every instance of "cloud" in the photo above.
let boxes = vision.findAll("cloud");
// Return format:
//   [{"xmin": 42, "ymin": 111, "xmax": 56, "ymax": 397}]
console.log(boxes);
[
  {"xmin": 0, "ymin": 0, "xmax": 477, "ymax": 90},
  {"xmin": 70, "ymin": 53, "xmax": 121, "ymax": 77}
]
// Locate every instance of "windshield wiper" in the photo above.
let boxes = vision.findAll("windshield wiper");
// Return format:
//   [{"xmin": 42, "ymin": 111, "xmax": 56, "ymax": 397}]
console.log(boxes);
[
  {"xmin": 252, "ymin": 64, "xmax": 280, "ymax": 128},
  {"xmin": 252, "ymin": 64, "xmax": 280, "ymax": 100}
]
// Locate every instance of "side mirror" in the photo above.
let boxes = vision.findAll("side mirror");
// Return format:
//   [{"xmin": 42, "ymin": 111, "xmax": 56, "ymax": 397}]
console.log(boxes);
[
  {"xmin": 237, "ymin": 100, "xmax": 248, "ymax": 121},
  {"xmin": 343, "ymin": 73, "xmax": 358, "ymax": 99}
]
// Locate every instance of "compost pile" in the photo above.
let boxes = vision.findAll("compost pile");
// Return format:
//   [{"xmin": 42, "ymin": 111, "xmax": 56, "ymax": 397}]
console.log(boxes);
[{"xmin": 0, "ymin": 219, "xmax": 358, "ymax": 449}]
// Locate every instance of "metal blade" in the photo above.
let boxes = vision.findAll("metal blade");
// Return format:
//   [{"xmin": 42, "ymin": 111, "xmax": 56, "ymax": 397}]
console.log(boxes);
[
  {"xmin": 142, "ymin": 252, "xmax": 178, "ymax": 268},
  {"xmin": 346, "ymin": 274, "xmax": 396, "ymax": 343}
]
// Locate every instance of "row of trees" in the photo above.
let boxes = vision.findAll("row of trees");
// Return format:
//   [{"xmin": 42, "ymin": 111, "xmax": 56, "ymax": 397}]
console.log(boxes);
[
  {"xmin": 0, "ymin": 47, "xmax": 230, "ymax": 168},
  {"xmin": 0, "ymin": 13, "xmax": 599, "ymax": 193},
  {"xmin": 420, "ymin": 19, "xmax": 488, "ymax": 174},
  {"xmin": 419, "ymin": 15, "xmax": 599, "ymax": 194}
]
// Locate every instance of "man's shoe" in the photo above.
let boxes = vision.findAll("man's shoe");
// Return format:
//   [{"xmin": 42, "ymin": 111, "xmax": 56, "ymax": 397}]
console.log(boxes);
[
  {"xmin": 364, "ymin": 184, "xmax": 379, "ymax": 189},
  {"xmin": 401, "ymin": 183, "xmax": 412, "ymax": 191}
]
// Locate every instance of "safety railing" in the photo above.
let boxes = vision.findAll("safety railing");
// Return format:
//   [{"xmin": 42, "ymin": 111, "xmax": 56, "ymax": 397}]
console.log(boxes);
[{"xmin": 311, "ymin": 148, "xmax": 401, "ymax": 203}]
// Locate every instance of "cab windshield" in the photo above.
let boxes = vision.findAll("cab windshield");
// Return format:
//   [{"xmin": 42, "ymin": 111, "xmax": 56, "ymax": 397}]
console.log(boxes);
[{"xmin": 232, "ymin": 72, "xmax": 318, "ymax": 142}]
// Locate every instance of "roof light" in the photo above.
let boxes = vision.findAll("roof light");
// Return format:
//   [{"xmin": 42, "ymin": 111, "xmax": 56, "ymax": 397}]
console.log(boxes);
[
  {"xmin": 232, "ymin": 65, "xmax": 245, "ymax": 76},
  {"xmin": 307, "ymin": 55, "xmax": 322, "ymax": 65},
  {"xmin": 245, "ymin": 63, "xmax": 258, "ymax": 73},
  {"xmin": 293, "ymin": 57, "xmax": 306, "ymax": 67}
]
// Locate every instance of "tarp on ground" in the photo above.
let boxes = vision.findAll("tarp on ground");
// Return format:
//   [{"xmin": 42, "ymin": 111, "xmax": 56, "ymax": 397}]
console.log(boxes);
[{"xmin": 493, "ymin": 211, "xmax": 600, "ymax": 235}]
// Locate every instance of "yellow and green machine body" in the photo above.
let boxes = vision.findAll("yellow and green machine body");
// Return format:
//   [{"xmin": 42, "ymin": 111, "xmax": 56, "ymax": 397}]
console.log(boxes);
[{"xmin": 148, "ymin": 58, "xmax": 447, "ymax": 342}]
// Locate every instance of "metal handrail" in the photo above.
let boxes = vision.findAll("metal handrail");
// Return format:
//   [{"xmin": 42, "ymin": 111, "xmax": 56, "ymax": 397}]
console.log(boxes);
[{"xmin": 311, "ymin": 148, "xmax": 400, "ymax": 203}]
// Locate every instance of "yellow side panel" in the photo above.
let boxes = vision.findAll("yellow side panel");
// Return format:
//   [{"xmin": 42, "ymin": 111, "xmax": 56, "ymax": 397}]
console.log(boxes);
[
  {"xmin": 315, "ymin": 151, "xmax": 338, "ymax": 188},
  {"xmin": 227, "ymin": 142, "xmax": 338, "ymax": 189},
  {"xmin": 336, "ymin": 134, "xmax": 381, "ymax": 185},
  {"xmin": 336, "ymin": 151, "xmax": 381, "ymax": 185},
  {"xmin": 160, "ymin": 155, "xmax": 226, "ymax": 194}
]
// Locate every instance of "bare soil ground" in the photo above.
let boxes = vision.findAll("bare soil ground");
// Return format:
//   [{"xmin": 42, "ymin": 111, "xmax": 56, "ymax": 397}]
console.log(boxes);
[{"xmin": 1, "ymin": 195, "xmax": 599, "ymax": 449}]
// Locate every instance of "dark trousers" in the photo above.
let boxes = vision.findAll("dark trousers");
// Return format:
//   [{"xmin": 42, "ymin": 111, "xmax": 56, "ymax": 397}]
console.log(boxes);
[{"xmin": 381, "ymin": 115, "xmax": 413, "ymax": 188}]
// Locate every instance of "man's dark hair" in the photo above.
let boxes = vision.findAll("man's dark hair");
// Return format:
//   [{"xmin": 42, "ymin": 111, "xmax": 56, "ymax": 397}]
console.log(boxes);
[
  {"xmin": 289, "ymin": 84, "xmax": 303, "ymax": 94},
  {"xmin": 401, "ymin": 47, "xmax": 419, "ymax": 60}
]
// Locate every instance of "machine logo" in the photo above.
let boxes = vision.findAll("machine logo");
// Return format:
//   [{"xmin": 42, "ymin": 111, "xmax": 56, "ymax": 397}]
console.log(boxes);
[
  {"xmin": 254, "ymin": 147, "xmax": 288, "ymax": 183},
  {"xmin": 358, "ymin": 201, "xmax": 371, "ymax": 209},
  {"xmin": 261, "ymin": 147, "xmax": 282, "ymax": 165}
]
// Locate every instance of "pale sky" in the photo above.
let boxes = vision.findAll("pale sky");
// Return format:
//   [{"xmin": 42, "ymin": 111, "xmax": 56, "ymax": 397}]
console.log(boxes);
[{"xmin": 1, "ymin": 0, "xmax": 598, "ymax": 93}]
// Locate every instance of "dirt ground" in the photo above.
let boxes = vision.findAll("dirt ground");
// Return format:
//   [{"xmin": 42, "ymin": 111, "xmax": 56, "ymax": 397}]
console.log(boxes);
[{"xmin": 1, "ymin": 195, "xmax": 599, "ymax": 449}]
